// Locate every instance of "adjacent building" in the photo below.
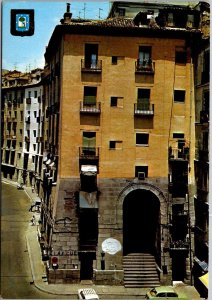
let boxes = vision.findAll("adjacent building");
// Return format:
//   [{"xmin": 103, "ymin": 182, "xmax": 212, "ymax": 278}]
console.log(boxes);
[
  {"xmin": 192, "ymin": 1, "xmax": 209, "ymax": 298},
  {"xmin": 1, "ymin": 69, "xmax": 43, "ymax": 184}
]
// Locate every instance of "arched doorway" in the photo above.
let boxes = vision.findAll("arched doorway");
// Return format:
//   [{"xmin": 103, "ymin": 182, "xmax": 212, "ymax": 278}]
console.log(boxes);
[{"xmin": 123, "ymin": 189, "xmax": 160, "ymax": 256}]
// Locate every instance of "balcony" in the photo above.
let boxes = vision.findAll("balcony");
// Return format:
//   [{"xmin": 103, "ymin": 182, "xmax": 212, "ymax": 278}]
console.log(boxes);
[
  {"xmin": 81, "ymin": 59, "xmax": 102, "ymax": 73},
  {"xmin": 80, "ymin": 101, "xmax": 101, "ymax": 114},
  {"xmin": 134, "ymin": 103, "xmax": 154, "ymax": 116},
  {"xmin": 135, "ymin": 59, "xmax": 155, "ymax": 74},
  {"xmin": 169, "ymin": 145, "xmax": 190, "ymax": 161},
  {"xmin": 79, "ymin": 147, "xmax": 99, "ymax": 160}
]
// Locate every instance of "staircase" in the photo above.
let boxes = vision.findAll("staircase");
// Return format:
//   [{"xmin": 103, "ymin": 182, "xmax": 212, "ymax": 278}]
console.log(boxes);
[{"xmin": 123, "ymin": 253, "xmax": 160, "ymax": 288}]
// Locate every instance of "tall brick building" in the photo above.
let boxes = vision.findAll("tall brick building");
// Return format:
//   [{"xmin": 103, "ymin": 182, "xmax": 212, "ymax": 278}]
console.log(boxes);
[{"xmin": 39, "ymin": 1, "xmax": 202, "ymax": 285}]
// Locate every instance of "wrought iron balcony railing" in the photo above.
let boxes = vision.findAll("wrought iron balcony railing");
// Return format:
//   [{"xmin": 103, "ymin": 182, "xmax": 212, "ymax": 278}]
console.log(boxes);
[
  {"xmin": 134, "ymin": 103, "xmax": 154, "ymax": 115},
  {"xmin": 80, "ymin": 101, "xmax": 101, "ymax": 114},
  {"xmin": 135, "ymin": 59, "xmax": 155, "ymax": 74},
  {"xmin": 81, "ymin": 59, "xmax": 102, "ymax": 73},
  {"xmin": 79, "ymin": 147, "xmax": 99, "ymax": 160}
]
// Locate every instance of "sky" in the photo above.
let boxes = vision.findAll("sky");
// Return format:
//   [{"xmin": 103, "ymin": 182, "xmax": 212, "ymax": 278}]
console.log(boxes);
[
  {"xmin": 1, "ymin": 0, "xmax": 110, "ymax": 72},
  {"xmin": 1, "ymin": 0, "xmax": 202, "ymax": 72}
]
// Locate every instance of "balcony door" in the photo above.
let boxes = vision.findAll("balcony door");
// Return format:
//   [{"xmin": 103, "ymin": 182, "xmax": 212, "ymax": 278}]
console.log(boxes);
[
  {"xmin": 137, "ymin": 88, "xmax": 150, "ymax": 110},
  {"xmin": 85, "ymin": 44, "xmax": 98, "ymax": 69},
  {"xmin": 84, "ymin": 86, "xmax": 97, "ymax": 106},
  {"xmin": 138, "ymin": 46, "xmax": 151, "ymax": 66},
  {"xmin": 82, "ymin": 132, "xmax": 96, "ymax": 155}
]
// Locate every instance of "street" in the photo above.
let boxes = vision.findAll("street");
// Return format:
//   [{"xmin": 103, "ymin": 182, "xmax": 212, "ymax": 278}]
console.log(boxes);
[
  {"xmin": 1, "ymin": 182, "xmax": 147, "ymax": 299},
  {"xmin": 1, "ymin": 182, "xmax": 75, "ymax": 299}
]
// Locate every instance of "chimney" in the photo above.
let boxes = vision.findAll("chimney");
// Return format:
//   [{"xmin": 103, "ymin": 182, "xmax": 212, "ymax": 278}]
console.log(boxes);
[{"xmin": 60, "ymin": 3, "xmax": 72, "ymax": 24}]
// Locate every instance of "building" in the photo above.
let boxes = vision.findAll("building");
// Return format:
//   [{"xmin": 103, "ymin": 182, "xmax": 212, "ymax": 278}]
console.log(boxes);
[
  {"xmin": 38, "ymin": 1, "xmax": 205, "ymax": 286},
  {"xmin": 1, "ymin": 69, "xmax": 43, "ymax": 185},
  {"xmin": 192, "ymin": 1, "xmax": 209, "ymax": 298}
]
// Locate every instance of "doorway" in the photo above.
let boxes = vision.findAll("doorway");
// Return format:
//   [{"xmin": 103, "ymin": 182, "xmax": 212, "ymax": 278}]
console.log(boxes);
[{"xmin": 123, "ymin": 189, "xmax": 160, "ymax": 256}]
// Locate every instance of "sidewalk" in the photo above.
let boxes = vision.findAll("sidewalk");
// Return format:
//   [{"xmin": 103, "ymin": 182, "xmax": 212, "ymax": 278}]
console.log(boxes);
[{"xmin": 2, "ymin": 179, "xmax": 203, "ymax": 299}]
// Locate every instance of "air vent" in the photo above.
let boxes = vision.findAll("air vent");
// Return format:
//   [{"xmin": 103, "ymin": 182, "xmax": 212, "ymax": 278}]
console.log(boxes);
[{"xmin": 138, "ymin": 172, "xmax": 145, "ymax": 180}]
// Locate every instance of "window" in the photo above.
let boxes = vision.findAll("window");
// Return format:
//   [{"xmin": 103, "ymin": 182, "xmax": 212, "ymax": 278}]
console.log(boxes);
[
  {"xmin": 138, "ymin": 46, "xmax": 152, "ymax": 67},
  {"xmin": 82, "ymin": 132, "xmax": 96, "ymax": 155},
  {"xmin": 84, "ymin": 44, "xmax": 98, "ymax": 68},
  {"xmin": 109, "ymin": 141, "xmax": 122, "ymax": 150},
  {"xmin": 118, "ymin": 8, "xmax": 125, "ymax": 16},
  {"xmin": 136, "ymin": 133, "xmax": 149, "ymax": 145},
  {"xmin": 7, "ymin": 140, "xmax": 11, "ymax": 148},
  {"xmin": 173, "ymin": 133, "xmax": 184, "ymax": 139},
  {"xmin": 33, "ymin": 144, "xmax": 36, "ymax": 151},
  {"xmin": 83, "ymin": 86, "xmax": 97, "ymax": 105},
  {"xmin": 135, "ymin": 166, "xmax": 148, "ymax": 178},
  {"xmin": 112, "ymin": 56, "xmax": 118, "ymax": 65},
  {"xmin": 33, "ymin": 130, "xmax": 36, "ymax": 137},
  {"xmin": 20, "ymin": 111, "xmax": 23, "ymax": 121},
  {"xmin": 19, "ymin": 142, "xmax": 22, "ymax": 147},
  {"xmin": 34, "ymin": 111, "xmax": 37, "ymax": 118},
  {"xmin": 28, "ymin": 91, "xmax": 31, "ymax": 98},
  {"xmin": 32, "ymin": 156, "xmax": 35, "ymax": 163},
  {"xmin": 137, "ymin": 89, "xmax": 150, "ymax": 109},
  {"xmin": 167, "ymin": 13, "xmax": 174, "ymax": 26},
  {"xmin": 175, "ymin": 50, "xmax": 187, "ymax": 64},
  {"xmin": 111, "ymin": 97, "xmax": 118, "ymax": 107},
  {"xmin": 110, "ymin": 96, "xmax": 123, "ymax": 108},
  {"xmin": 174, "ymin": 90, "xmax": 185, "ymax": 102},
  {"xmin": 203, "ymin": 90, "xmax": 209, "ymax": 111},
  {"xmin": 34, "ymin": 91, "xmax": 37, "ymax": 98}
]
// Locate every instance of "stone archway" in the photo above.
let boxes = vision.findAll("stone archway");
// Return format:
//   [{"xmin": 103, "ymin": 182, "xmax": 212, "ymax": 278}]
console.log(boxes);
[
  {"xmin": 117, "ymin": 182, "xmax": 167, "ymax": 259},
  {"xmin": 123, "ymin": 188, "xmax": 160, "ymax": 255}
]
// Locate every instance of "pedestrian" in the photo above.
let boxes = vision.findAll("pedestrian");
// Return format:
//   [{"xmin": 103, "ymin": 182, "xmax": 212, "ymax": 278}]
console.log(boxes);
[{"xmin": 31, "ymin": 215, "xmax": 36, "ymax": 226}]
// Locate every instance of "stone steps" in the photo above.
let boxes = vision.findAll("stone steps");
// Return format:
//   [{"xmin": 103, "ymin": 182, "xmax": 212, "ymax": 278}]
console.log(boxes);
[{"xmin": 123, "ymin": 253, "xmax": 160, "ymax": 288}]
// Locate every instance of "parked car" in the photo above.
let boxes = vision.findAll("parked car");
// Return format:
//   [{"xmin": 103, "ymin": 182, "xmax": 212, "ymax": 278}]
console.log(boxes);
[
  {"xmin": 145, "ymin": 286, "xmax": 188, "ymax": 299},
  {"xmin": 78, "ymin": 288, "xmax": 99, "ymax": 300}
]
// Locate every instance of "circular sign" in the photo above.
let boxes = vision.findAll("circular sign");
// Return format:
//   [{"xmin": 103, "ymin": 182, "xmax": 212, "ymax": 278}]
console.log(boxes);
[
  {"xmin": 51, "ymin": 256, "xmax": 58, "ymax": 264},
  {"xmin": 102, "ymin": 238, "xmax": 122, "ymax": 255}
]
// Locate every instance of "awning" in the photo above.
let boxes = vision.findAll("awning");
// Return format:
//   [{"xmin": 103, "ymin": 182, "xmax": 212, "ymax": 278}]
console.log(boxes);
[
  {"xmin": 81, "ymin": 165, "xmax": 97, "ymax": 176},
  {"xmin": 199, "ymin": 273, "xmax": 208, "ymax": 289}
]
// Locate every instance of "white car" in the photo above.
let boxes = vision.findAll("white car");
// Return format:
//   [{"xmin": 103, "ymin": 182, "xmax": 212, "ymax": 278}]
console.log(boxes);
[{"xmin": 78, "ymin": 288, "xmax": 99, "ymax": 300}]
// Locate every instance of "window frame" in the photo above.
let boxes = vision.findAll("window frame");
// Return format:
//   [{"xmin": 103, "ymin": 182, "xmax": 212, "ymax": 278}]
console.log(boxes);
[
  {"xmin": 174, "ymin": 90, "xmax": 186, "ymax": 103},
  {"xmin": 136, "ymin": 133, "xmax": 149, "ymax": 146}
]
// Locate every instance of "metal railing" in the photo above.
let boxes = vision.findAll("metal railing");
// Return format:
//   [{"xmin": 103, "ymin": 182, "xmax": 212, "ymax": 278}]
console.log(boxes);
[
  {"xmin": 79, "ymin": 147, "xmax": 99, "ymax": 159},
  {"xmin": 134, "ymin": 103, "xmax": 154, "ymax": 115},
  {"xmin": 135, "ymin": 59, "xmax": 155, "ymax": 73},
  {"xmin": 81, "ymin": 59, "xmax": 102, "ymax": 72},
  {"xmin": 80, "ymin": 101, "xmax": 101, "ymax": 113}
]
